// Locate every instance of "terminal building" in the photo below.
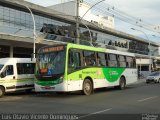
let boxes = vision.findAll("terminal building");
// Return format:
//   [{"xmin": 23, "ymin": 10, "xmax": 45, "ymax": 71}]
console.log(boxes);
[
  {"xmin": 48, "ymin": 1, "xmax": 115, "ymax": 29},
  {"xmin": 0, "ymin": 0, "xmax": 160, "ymax": 77}
]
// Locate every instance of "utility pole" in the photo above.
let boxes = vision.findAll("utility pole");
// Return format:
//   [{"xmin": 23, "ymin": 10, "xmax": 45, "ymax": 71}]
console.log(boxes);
[{"xmin": 76, "ymin": 0, "xmax": 80, "ymax": 44}]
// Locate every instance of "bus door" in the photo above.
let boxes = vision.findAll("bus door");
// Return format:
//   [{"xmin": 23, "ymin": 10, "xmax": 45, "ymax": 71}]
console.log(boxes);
[
  {"xmin": 0, "ymin": 65, "xmax": 16, "ymax": 91},
  {"xmin": 68, "ymin": 49, "xmax": 82, "ymax": 91}
]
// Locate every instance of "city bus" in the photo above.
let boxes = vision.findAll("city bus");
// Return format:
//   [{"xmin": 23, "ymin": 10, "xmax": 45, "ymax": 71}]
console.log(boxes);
[
  {"xmin": 35, "ymin": 43, "xmax": 137, "ymax": 95},
  {"xmin": 0, "ymin": 58, "xmax": 36, "ymax": 97}
]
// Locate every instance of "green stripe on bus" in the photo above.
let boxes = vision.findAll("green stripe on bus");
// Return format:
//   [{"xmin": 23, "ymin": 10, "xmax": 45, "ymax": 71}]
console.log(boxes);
[
  {"xmin": 35, "ymin": 67, "xmax": 126, "ymax": 86},
  {"xmin": 102, "ymin": 68, "xmax": 125, "ymax": 82}
]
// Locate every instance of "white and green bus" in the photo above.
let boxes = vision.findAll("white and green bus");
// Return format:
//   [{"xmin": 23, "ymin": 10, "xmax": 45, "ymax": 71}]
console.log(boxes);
[{"xmin": 35, "ymin": 43, "xmax": 137, "ymax": 95}]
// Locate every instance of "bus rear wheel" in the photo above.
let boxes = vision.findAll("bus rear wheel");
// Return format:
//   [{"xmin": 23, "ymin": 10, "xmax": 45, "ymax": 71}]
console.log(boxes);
[
  {"xmin": 82, "ymin": 79, "xmax": 93, "ymax": 95},
  {"xmin": 0, "ymin": 86, "xmax": 5, "ymax": 98},
  {"xmin": 119, "ymin": 77, "xmax": 126, "ymax": 90}
]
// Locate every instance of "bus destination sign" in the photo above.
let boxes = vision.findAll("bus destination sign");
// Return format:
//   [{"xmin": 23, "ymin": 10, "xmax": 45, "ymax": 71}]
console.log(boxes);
[{"xmin": 42, "ymin": 46, "xmax": 64, "ymax": 53}]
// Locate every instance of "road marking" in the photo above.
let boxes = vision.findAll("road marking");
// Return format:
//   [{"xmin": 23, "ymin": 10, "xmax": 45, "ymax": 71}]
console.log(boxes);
[
  {"xmin": 79, "ymin": 108, "xmax": 112, "ymax": 119},
  {"xmin": 138, "ymin": 96, "xmax": 158, "ymax": 102}
]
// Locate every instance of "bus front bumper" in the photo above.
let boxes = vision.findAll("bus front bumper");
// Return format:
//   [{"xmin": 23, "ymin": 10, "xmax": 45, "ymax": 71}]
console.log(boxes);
[{"xmin": 34, "ymin": 82, "xmax": 68, "ymax": 92}]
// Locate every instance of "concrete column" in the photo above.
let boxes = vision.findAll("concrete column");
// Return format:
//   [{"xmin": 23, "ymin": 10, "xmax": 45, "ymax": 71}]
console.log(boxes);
[
  {"xmin": 127, "ymin": 41, "xmax": 130, "ymax": 49},
  {"xmin": 149, "ymin": 59, "xmax": 152, "ymax": 73},
  {"xmin": 10, "ymin": 46, "xmax": 13, "ymax": 58}
]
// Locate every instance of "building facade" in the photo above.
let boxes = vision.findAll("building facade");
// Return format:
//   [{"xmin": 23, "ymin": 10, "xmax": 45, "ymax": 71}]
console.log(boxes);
[
  {"xmin": 48, "ymin": 1, "xmax": 115, "ymax": 29},
  {"xmin": 0, "ymin": 0, "xmax": 160, "ymax": 76}
]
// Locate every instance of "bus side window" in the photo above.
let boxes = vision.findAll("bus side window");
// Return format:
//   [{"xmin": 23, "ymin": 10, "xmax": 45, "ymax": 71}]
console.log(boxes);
[
  {"xmin": 97, "ymin": 53, "xmax": 106, "ymax": 67},
  {"xmin": 83, "ymin": 51, "xmax": 97, "ymax": 66},
  {"xmin": 68, "ymin": 50, "xmax": 81, "ymax": 73},
  {"xmin": 119, "ymin": 55, "xmax": 127, "ymax": 67},
  {"xmin": 108, "ymin": 54, "xmax": 118, "ymax": 67},
  {"xmin": 126, "ymin": 57, "xmax": 132, "ymax": 68},
  {"xmin": 126, "ymin": 56, "xmax": 136, "ymax": 68}
]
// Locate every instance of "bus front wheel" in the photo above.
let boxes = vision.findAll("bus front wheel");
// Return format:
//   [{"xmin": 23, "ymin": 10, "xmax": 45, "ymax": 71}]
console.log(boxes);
[
  {"xmin": 119, "ymin": 77, "xmax": 126, "ymax": 90},
  {"xmin": 82, "ymin": 79, "xmax": 93, "ymax": 95},
  {"xmin": 0, "ymin": 86, "xmax": 5, "ymax": 98}
]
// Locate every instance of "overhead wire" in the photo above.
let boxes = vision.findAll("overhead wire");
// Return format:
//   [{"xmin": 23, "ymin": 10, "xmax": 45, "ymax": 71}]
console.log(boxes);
[{"xmin": 83, "ymin": 0, "xmax": 159, "ymax": 33}]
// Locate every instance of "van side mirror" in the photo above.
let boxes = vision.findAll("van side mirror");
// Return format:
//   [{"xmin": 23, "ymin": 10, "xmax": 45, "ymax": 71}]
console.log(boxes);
[
  {"xmin": 0, "ymin": 73, "xmax": 2, "ymax": 78},
  {"xmin": 0, "ymin": 72, "xmax": 5, "ymax": 78}
]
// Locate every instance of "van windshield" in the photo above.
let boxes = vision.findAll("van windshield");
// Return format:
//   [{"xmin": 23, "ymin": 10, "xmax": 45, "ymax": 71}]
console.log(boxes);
[{"xmin": 0, "ymin": 64, "xmax": 4, "ymax": 71}]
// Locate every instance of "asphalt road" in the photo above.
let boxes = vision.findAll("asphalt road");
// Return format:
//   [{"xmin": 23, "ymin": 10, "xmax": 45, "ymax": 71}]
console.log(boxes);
[{"xmin": 0, "ymin": 81, "xmax": 160, "ymax": 120}]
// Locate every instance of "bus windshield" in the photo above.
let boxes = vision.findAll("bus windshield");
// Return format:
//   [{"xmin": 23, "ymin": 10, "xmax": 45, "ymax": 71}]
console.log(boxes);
[{"xmin": 37, "ymin": 50, "xmax": 65, "ymax": 76}]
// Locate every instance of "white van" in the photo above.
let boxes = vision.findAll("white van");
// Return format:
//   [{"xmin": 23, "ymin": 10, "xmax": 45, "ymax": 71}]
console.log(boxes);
[{"xmin": 0, "ymin": 58, "xmax": 36, "ymax": 97}]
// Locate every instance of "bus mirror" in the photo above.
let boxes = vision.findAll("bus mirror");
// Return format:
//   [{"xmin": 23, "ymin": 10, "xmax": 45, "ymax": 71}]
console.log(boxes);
[{"xmin": 69, "ymin": 63, "xmax": 75, "ymax": 68}]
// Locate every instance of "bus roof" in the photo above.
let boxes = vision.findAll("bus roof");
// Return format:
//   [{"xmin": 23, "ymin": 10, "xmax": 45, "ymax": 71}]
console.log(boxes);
[
  {"xmin": 39, "ymin": 43, "xmax": 135, "ymax": 57},
  {"xmin": 67, "ymin": 43, "xmax": 135, "ymax": 57}
]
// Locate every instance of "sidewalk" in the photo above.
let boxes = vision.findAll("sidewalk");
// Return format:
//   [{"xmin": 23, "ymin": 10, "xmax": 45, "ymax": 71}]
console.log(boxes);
[{"xmin": 135, "ymin": 78, "xmax": 146, "ymax": 84}]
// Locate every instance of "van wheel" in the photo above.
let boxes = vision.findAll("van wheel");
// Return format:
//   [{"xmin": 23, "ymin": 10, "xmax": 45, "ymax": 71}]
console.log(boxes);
[
  {"xmin": 0, "ymin": 86, "xmax": 5, "ymax": 98},
  {"xmin": 119, "ymin": 77, "xmax": 126, "ymax": 90},
  {"xmin": 82, "ymin": 79, "xmax": 93, "ymax": 95}
]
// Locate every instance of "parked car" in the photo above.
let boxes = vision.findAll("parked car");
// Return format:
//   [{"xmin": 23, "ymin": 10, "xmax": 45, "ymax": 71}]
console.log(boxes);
[{"xmin": 146, "ymin": 71, "xmax": 160, "ymax": 84}]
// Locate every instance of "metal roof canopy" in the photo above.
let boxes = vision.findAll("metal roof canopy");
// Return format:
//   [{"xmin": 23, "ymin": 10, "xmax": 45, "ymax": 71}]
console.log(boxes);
[{"xmin": 135, "ymin": 53, "xmax": 158, "ymax": 59}]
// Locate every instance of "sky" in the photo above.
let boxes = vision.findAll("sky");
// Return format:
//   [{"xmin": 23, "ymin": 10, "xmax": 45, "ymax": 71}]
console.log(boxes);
[{"xmin": 26, "ymin": 0, "xmax": 160, "ymax": 42}]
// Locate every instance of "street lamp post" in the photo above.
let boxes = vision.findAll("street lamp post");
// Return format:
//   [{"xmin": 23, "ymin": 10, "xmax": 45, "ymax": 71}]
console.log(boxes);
[
  {"xmin": 76, "ymin": 0, "xmax": 105, "ymax": 44},
  {"xmin": 81, "ymin": 0, "xmax": 105, "ymax": 19},
  {"xmin": 131, "ymin": 28, "xmax": 151, "ymax": 74},
  {"xmin": 81, "ymin": 22, "xmax": 93, "ymax": 45},
  {"xmin": 25, "ymin": 6, "xmax": 36, "ymax": 58}
]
